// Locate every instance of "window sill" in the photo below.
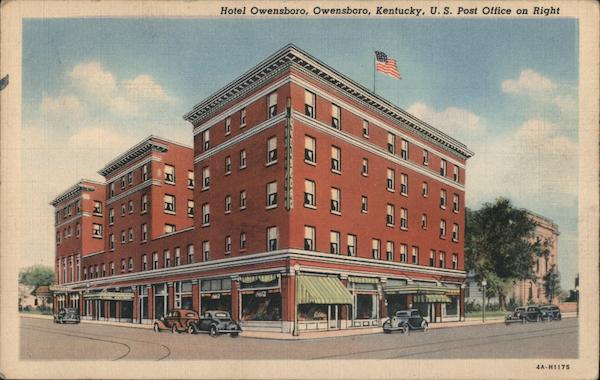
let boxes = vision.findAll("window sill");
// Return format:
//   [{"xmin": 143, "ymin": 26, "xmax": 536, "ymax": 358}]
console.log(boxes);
[
  {"xmin": 239, "ymin": 248, "xmax": 247, "ymax": 253},
  {"xmin": 422, "ymin": 194, "xmax": 429, "ymax": 198},
  {"xmin": 201, "ymin": 223, "xmax": 210, "ymax": 227},
  {"xmin": 141, "ymin": 210, "xmax": 148, "ymax": 215},
  {"xmin": 440, "ymin": 236, "xmax": 446, "ymax": 240},
  {"xmin": 440, "ymin": 205, "xmax": 447, "ymax": 210},
  {"xmin": 93, "ymin": 213, "xmax": 103, "ymax": 217},
  {"xmin": 240, "ymin": 165, "xmax": 247, "ymax": 170},
  {"xmin": 400, "ymin": 227, "xmax": 408, "ymax": 231},
  {"xmin": 361, "ymin": 210, "xmax": 368, "ymax": 214},
  {"xmin": 240, "ymin": 123, "xmax": 246, "ymax": 129},
  {"xmin": 304, "ymin": 160, "xmax": 316, "ymax": 167},
  {"xmin": 188, "ymin": 214, "xmax": 194, "ymax": 218},
  {"xmin": 386, "ymin": 223, "xmax": 395, "ymax": 228},
  {"xmin": 225, "ymin": 131, "xmax": 231, "ymax": 137},
  {"xmin": 225, "ymin": 210, "xmax": 232, "ymax": 214},
  {"xmin": 304, "ymin": 204, "xmax": 317, "ymax": 210},
  {"xmin": 400, "ymin": 192, "xmax": 408, "ymax": 197},
  {"xmin": 452, "ymin": 238, "xmax": 459, "ymax": 243},
  {"xmin": 225, "ymin": 171, "xmax": 231, "ymax": 176},
  {"xmin": 266, "ymin": 205, "xmax": 278, "ymax": 210},
  {"xmin": 201, "ymin": 187, "xmax": 210, "ymax": 192},
  {"xmin": 331, "ymin": 169, "xmax": 342, "ymax": 175},
  {"xmin": 164, "ymin": 181, "xmax": 176, "ymax": 186},
  {"xmin": 330, "ymin": 210, "xmax": 341, "ymax": 216},
  {"xmin": 266, "ymin": 160, "xmax": 278, "ymax": 167},
  {"xmin": 240, "ymin": 206, "xmax": 247, "ymax": 211},
  {"xmin": 363, "ymin": 134, "xmax": 370, "ymax": 139},
  {"xmin": 164, "ymin": 210, "xmax": 176, "ymax": 215},
  {"xmin": 187, "ymin": 186, "xmax": 195, "ymax": 190},
  {"xmin": 361, "ymin": 172, "xmax": 368, "ymax": 177},
  {"xmin": 387, "ymin": 188, "xmax": 395, "ymax": 193},
  {"xmin": 141, "ymin": 240, "xmax": 147, "ymax": 244},
  {"xmin": 453, "ymin": 210, "xmax": 459, "ymax": 214},
  {"xmin": 92, "ymin": 236, "xmax": 103, "ymax": 240}
]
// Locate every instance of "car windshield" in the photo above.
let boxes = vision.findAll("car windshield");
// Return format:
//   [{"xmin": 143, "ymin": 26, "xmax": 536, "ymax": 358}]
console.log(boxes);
[
  {"xmin": 214, "ymin": 312, "xmax": 230, "ymax": 319},
  {"xmin": 396, "ymin": 311, "xmax": 409, "ymax": 317}
]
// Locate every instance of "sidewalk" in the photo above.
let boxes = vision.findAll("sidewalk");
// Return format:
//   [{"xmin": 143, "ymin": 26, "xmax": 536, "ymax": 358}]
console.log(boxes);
[{"xmin": 21, "ymin": 313, "xmax": 152, "ymax": 330}]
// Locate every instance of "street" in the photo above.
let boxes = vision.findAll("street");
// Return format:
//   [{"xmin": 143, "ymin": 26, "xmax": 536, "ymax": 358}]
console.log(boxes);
[{"xmin": 20, "ymin": 316, "xmax": 577, "ymax": 360}]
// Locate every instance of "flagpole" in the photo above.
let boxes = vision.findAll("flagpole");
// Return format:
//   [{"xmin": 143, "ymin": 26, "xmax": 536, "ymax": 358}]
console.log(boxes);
[{"xmin": 373, "ymin": 53, "xmax": 376, "ymax": 93}]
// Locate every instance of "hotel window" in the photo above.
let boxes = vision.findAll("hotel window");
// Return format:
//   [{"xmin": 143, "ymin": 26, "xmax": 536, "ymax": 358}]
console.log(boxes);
[
  {"xmin": 422, "ymin": 182, "xmax": 429, "ymax": 197},
  {"xmin": 141, "ymin": 223, "xmax": 148, "ymax": 242},
  {"xmin": 202, "ymin": 241, "xmax": 210, "ymax": 261},
  {"xmin": 224, "ymin": 116, "xmax": 231, "ymax": 135},
  {"xmin": 121, "ymin": 203, "xmax": 126, "ymax": 217},
  {"xmin": 142, "ymin": 255, "xmax": 148, "ymax": 271},
  {"xmin": 362, "ymin": 158, "xmax": 368, "ymax": 176},
  {"xmin": 452, "ymin": 254, "xmax": 458, "ymax": 270},
  {"xmin": 304, "ymin": 226, "xmax": 315, "ymax": 250},
  {"xmin": 267, "ymin": 136, "xmax": 277, "ymax": 165},
  {"xmin": 240, "ymin": 108, "xmax": 246, "ymax": 127},
  {"xmin": 164, "ymin": 194, "xmax": 175, "ymax": 213},
  {"xmin": 56, "ymin": 231, "xmax": 60, "ymax": 244},
  {"xmin": 401, "ymin": 139, "xmax": 409, "ymax": 160},
  {"xmin": 331, "ymin": 187, "xmax": 341, "ymax": 214},
  {"xmin": 128, "ymin": 172, "xmax": 133, "ymax": 185},
  {"xmin": 423, "ymin": 150, "xmax": 429, "ymax": 166},
  {"xmin": 453, "ymin": 194, "xmax": 460, "ymax": 212},
  {"xmin": 362, "ymin": 120, "xmax": 370, "ymax": 137},
  {"xmin": 224, "ymin": 156, "xmax": 232, "ymax": 174},
  {"xmin": 347, "ymin": 234, "xmax": 357, "ymax": 256},
  {"xmin": 304, "ymin": 136, "xmax": 316, "ymax": 164},
  {"xmin": 121, "ymin": 259, "xmax": 126, "ymax": 272},
  {"xmin": 400, "ymin": 174, "xmax": 408, "ymax": 196},
  {"xmin": 266, "ymin": 181, "xmax": 278, "ymax": 208},
  {"xmin": 452, "ymin": 224, "xmax": 459, "ymax": 242},
  {"xmin": 400, "ymin": 244, "xmax": 408, "ymax": 263},
  {"xmin": 83, "ymin": 268, "xmax": 87, "ymax": 280},
  {"xmin": 386, "ymin": 204, "xmax": 395, "ymax": 226},
  {"xmin": 76, "ymin": 223, "xmax": 81, "ymax": 238},
  {"xmin": 188, "ymin": 200, "xmax": 195, "ymax": 217},
  {"xmin": 387, "ymin": 133, "xmax": 396, "ymax": 154},
  {"xmin": 440, "ymin": 219, "xmax": 447, "ymax": 238},
  {"xmin": 372, "ymin": 239, "xmax": 381, "ymax": 259},
  {"xmin": 202, "ymin": 167, "xmax": 210, "ymax": 189},
  {"xmin": 93, "ymin": 201, "xmax": 103, "ymax": 215},
  {"xmin": 225, "ymin": 236, "xmax": 232, "ymax": 255},
  {"xmin": 109, "ymin": 263, "xmax": 114, "ymax": 276},
  {"xmin": 120, "ymin": 176, "xmax": 126, "ymax": 189},
  {"xmin": 128, "ymin": 227, "xmax": 134, "ymax": 241},
  {"xmin": 331, "ymin": 146, "xmax": 341, "ymax": 172},
  {"xmin": 224, "ymin": 195, "xmax": 232, "ymax": 213},
  {"xmin": 331, "ymin": 104, "xmax": 341, "ymax": 129},
  {"xmin": 440, "ymin": 159, "xmax": 447, "ymax": 176},
  {"xmin": 429, "ymin": 250, "xmax": 435, "ymax": 267},
  {"xmin": 121, "ymin": 230, "xmax": 126, "ymax": 244},
  {"xmin": 361, "ymin": 196, "xmax": 368, "ymax": 213},
  {"xmin": 202, "ymin": 203, "xmax": 210, "ymax": 225},
  {"xmin": 164, "ymin": 250, "xmax": 171, "ymax": 268},
  {"xmin": 412, "ymin": 246, "xmax": 419, "ymax": 264},
  {"xmin": 240, "ymin": 190, "xmax": 247, "ymax": 210},
  {"xmin": 142, "ymin": 164, "xmax": 149, "ymax": 181},
  {"xmin": 304, "ymin": 180, "xmax": 316, "ymax": 207},
  {"xmin": 141, "ymin": 194, "xmax": 148, "ymax": 213},
  {"xmin": 330, "ymin": 231, "xmax": 340, "ymax": 255},
  {"xmin": 92, "ymin": 223, "xmax": 103, "ymax": 238},
  {"xmin": 386, "ymin": 241, "xmax": 394, "ymax": 261},
  {"xmin": 267, "ymin": 91, "xmax": 277, "ymax": 118},
  {"xmin": 187, "ymin": 245, "xmax": 195, "ymax": 263},
  {"xmin": 440, "ymin": 189, "xmax": 447, "ymax": 209},
  {"xmin": 128, "ymin": 200, "xmax": 134, "ymax": 214},
  {"xmin": 109, "ymin": 234, "xmax": 114, "ymax": 250},
  {"xmin": 76, "ymin": 200, "xmax": 81, "ymax": 214},
  {"xmin": 240, "ymin": 149, "xmax": 247, "ymax": 169},
  {"xmin": 128, "ymin": 257, "xmax": 133, "ymax": 271},
  {"xmin": 400, "ymin": 208, "xmax": 408, "ymax": 230},
  {"xmin": 188, "ymin": 171, "xmax": 195, "ymax": 188},
  {"xmin": 101, "ymin": 264, "xmax": 106, "ymax": 277},
  {"xmin": 203, "ymin": 129, "xmax": 210, "ymax": 151},
  {"xmin": 153, "ymin": 252, "xmax": 159, "ymax": 269},
  {"xmin": 439, "ymin": 252, "xmax": 446, "ymax": 268},
  {"xmin": 164, "ymin": 224, "xmax": 176, "ymax": 234},
  {"xmin": 453, "ymin": 166, "xmax": 460, "ymax": 182},
  {"xmin": 267, "ymin": 226, "xmax": 278, "ymax": 251},
  {"xmin": 387, "ymin": 168, "xmax": 395, "ymax": 191},
  {"xmin": 421, "ymin": 214, "xmax": 428, "ymax": 229},
  {"xmin": 304, "ymin": 90, "xmax": 316, "ymax": 118},
  {"xmin": 240, "ymin": 233, "xmax": 247, "ymax": 250}
]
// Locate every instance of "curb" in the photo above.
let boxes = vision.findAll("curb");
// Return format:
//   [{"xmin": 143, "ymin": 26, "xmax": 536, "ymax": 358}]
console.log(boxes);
[{"xmin": 20, "ymin": 313, "xmax": 152, "ymax": 330}]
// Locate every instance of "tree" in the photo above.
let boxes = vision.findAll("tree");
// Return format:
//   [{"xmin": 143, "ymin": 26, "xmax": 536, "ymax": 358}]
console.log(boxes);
[
  {"xmin": 543, "ymin": 265, "xmax": 561, "ymax": 302},
  {"xmin": 465, "ymin": 198, "xmax": 541, "ymax": 309},
  {"xmin": 19, "ymin": 265, "xmax": 54, "ymax": 288}
]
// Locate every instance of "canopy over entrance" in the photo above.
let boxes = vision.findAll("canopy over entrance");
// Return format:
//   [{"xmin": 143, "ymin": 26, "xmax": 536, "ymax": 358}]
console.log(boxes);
[
  {"xmin": 413, "ymin": 294, "xmax": 452, "ymax": 303},
  {"xmin": 85, "ymin": 292, "xmax": 134, "ymax": 301},
  {"xmin": 383, "ymin": 283, "xmax": 460, "ymax": 296},
  {"xmin": 297, "ymin": 276, "xmax": 352, "ymax": 305}
]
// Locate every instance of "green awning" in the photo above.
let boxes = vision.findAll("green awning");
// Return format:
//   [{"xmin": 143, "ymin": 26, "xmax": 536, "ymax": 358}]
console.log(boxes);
[
  {"xmin": 383, "ymin": 284, "xmax": 460, "ymax": 295},
  {"xmin": 240, "ymin": 274, "xmax": 279, "ymax": 284},
  {"xmin": 348, "ymin": 276, "xmax": 379, "ymax": 284},
  {"xmin": 85, "ymin": 292, "xmax": 134, "ymax": 301},
  {"xmin": 414, "ymin": 294, "xmax": 452, "ymax": 303},
  {"xmin": 297, "ymin": 276, "xmax": 353, "ymax": 305}
]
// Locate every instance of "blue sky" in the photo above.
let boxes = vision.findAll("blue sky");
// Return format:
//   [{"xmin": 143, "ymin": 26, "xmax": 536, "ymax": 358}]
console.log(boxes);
[{"xmin": 21, "ymin": 18, "xmax": 579, "ymax": 288}]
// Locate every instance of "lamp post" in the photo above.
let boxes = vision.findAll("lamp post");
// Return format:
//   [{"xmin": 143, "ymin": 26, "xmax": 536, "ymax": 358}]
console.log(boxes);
[
  {"xmin": 460, "ymin": 283, "xmax": 466, "ymax": 322},
  {"xmin": 292, "ymin": 264, "xmax": 300, "ymax": 336},
  {"xmin": 481, "ymin": 279, "xmax": 487, "ymax": 323},
  {"xmin": 575, "ymin": 285, "xmax": 579, "ymax": 317}
]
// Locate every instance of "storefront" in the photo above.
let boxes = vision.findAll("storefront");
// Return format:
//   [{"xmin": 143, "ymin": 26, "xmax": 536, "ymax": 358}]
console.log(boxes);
[
  {"xmin": 174, "ymin": 281, "xmax": 193, "ymax": 310},
  {"xmin": 84, "ymin": 290, "xmax": 135, "ymax": 322},
  {"xmin": 348, "ymin": 277, "xmax": 380, "ymax": 328},
  {"xmin": 296, "ymin": 275, "xmax": 353, "ymax": 332},
  {"xmin": 153, "ymin": 284, "xmax": 168, "ymax": 320},
  {"xmin": 385, "ymin": 281, "xmax": 461, "ymax": 323},
  {"xmin": 200, "ymin": 278, "xmax": 232, "ymax": 313},
  {"xmin": 137, "ymin": 285, "xmax": 149, "ymax": 324}
]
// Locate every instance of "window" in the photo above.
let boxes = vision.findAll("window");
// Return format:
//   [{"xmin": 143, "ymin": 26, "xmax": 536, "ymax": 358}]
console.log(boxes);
[
  {"xmin": 102, "ymin": 263, "xmax": 106, "ymax": 277},
  {"xmin": 452, "ymin": 224, "xmax": 459, "ymax": 242},
  {"xmin": 400, "ymin": 174, "xmax": 408, "ymax": 195},
  {"xmin": 92, "ymin": 224, "xmax": 102, "ymax": 238},
  {"xmin": 412, "ymin": 246, "xmax": 419, "ymax": 264},
  {"xmin": 372, "ymin": 239, "xmax": 381, "ymax": 259},
  {"xmin": 304, "ymin": 90, "xmax": 315, "ymax": 118},
  {"xmin": 347, "ymin": 234, "xmax": 357, "ymax": 256},
  {"xmin": 362, "ymin": 158, "xmax": 368, "ymax": 176},
  {"xmin": 240, "ymin": 108, "xmax": 246, "ymax": 127},
  {"xmin": 76, "ymin": 200, "xmax": 81, "ymax": 214},
  {"xmin": 423, "ymin": 150, "xmax": 429, "ymax": 166},
  {"xmin": 240, "ymin": 190, "xmax": 247, "ymax": 210},
  {"xmin": 224, "ymin": 195, "xmax": 232, "ymax": 213},
  {"xmin": 387, "ymin": 133, "xmax": 396, "ymax": 154},
  {"xmin": 121, "ymin": 203, "xmax": 126, "ymax": 217},
  {"xmin": 439, "ymin": 252, "xmax": 446, "ymax": 268},
  {"xmin": 224, "ymin": 116, "xmax": 231, "ymax": 135},
  {"xmin": 120, "ymin": 176, "xmax": 125, "ymax": 189},
  {"xmin": 202, "ymin": 167, "xmax": 210, "ymax": 189},
  {"xmin": 142, "ymin": 255, "xmax": 148, "ymax": 271},
  {"xmin": 398, "ymin": 244, "xmax": 408, "ymax": 263},
  {"xmin": 452, "ymin": 253, "xmax": 458, "ymax": 270},
  {"xmin": 267, "ymin": 136, "xmax": 277, "ymax": 164},
  {"xmin": 362, "ymin": 120, "xmax": 370, "ymax": 137},
  {"xmin": 107, "ymin": 263, "xmax": 113, "ymax": 276},
  {"xmin": 141, "ymin": 223, "xmax": 148, "ymax": 242},
  {"xmin": 304, "ymin": 226, "xmax": 315, "ymax": 250},
  {"xmin": 93, "ymin": 201, "xmax": 102, "ymax": 215},
  {"xmin": 422, "ymin": 182, "xmax": 429, "ymax": 197},
  {"xmin": 401, "ymin": 139, "xmax": 409, "ymax": 160},
  {"xmin": 83, "ymin": 267, "xmax": 87, "ymax": 280},
  {"xmin": 330, "ymin": 231, "xmax": 340, "ymax": 254},
  {"xmin": 331, "ymin": 104, "xmax": 341, "ymax": 129},
  {"xmin": 202, "ymin": 241, "xmax": 210, "ymax": 261},
  {"xmin": 187, "ymin": 245, "xmax": 195, "ymax": 263},
  {"xmin": 331, "ymin": 146, "xmax": 341, "ymax": 172},
  {"xmin": 164, "ymin": 224, "xmax": 176, "ymax": 234},
  {"xmin": 225, "ymin": 236, "xmax": 232, "ymax": 255},
  {"xmin": 440, "ymin": 219, "xmax": 447, "ymax": 238},
  {"xmin": 128, "ymin": 257, "xmax": 134, "ymax": 271},
  {"xmin": 386, "ymin": 241, "xmax": 394, "ymax": 261},
  {"xmin": 386, "ymin": 204, "xmax": 395, "ymax": 226},
  {"xmin": 224, "ymin": 156, "xmax": 232, "ymax": 174},
  {"xmin": 429, "ymin": 250, "xmax": 435, "ymax": 267},
  {"xmin": 239, "ymin": 149, "xmax": 247, "ymax": 169},
  {"xmin": 109, "ymin": 208, "xmax": 114, "ymax": 224},
  {"xmin": 128, "ymin": 200, "xmax": 134, "ymax": 214},
  {"xmin": 141, "ymin": 194, "xmax": 148, "ymax": 213},
  {"xmin": 421, "ymin": 214, "xmax": 428, "ymax": 229},
  {"xmin": 126, "ymin": 172, "xmax": 132, "ymax": 185},
  {"xmin": 164, "ymin": 194, "xmax": 175, "ymax": 213},
  {"xmin": 202, "ymin": 203, "xmax": 210, "ymax": 225},
  {"xmin": 109, "ymin": 182, "xmax": 115, "ymax": 197},
  {"xmin": 121, "ymin": 230, "xmax": 126, "ymax": 244},
  {"xmin": 267, "ymin": 226, "xmax": 278, "ymax": 251},
  {"xmin": 387, "ymin": 168, "xmax": 395, "ymax": 191},
  {"xmin": 76, "ymin": 223, "xmax": 81, "ymax": 238},
  {"xmin": 304, "ymin": 180, "xmax": 316, "ymax": 207},
  {"xmin": 152, "ymin": 252, "xmax": 159, "ymax": 269},
  {"xmin": 203, "ymin": 130, "xmax": 210, "ymax": 151},
  {"xmin": 440, "ymin": 159, "xmax": 447, "ymax": 176},
  {"xmin": 440, "ymin": 189, "xmax": 447, "ymax": 209},
  {"xmin": 128, "ymin": 228, "xmax": 134, "ymax": 241},
  {"xmin": 121, "ymin": 259, "xmax": 126, "ymax": 272},
  {"xmin": 164, "ymin": 250, "xmax": 171, "ymax": 268},
  {"xmin": 164, "ymin": 165, "xmax": 175, "ymax": 184},
  {"xmin": 453, "ymin": 194, "xmax": 460, "ymax": 212},
  {"xmin": 188, "ymin": 200, "xmax": 195, "ymax": 217},
  {"xmin": 109, "ymin": 234, "xmax": 115, "ymax": 249},
  {"xmin": 361, "ymin": 196, "xmax": 368, "ymax": 213},
  {"xmin": 400, "ymin": 208, "xmax": 408, "ymax": 230},
  {"xmin": 266, "ymin": 181, "xmax": 278, "ymax": 208},
  {"xmin": 330, "ymin": 188, "xmax": 341, "ymax": 214},
  {"xmin": 453, "ymin": 166, "xmax": 460, "ymax": 182},
  {"xmin": 240, "ymin": 233, "xmax": 247, "ymax": 250},
  {"xmin": 304, "ymin": 136, "xmax": 316, "ymax": 164},
  {"xmin": 188, "ymin": 171, "xmax": 195, "ymax": 188},
  {"xmin": 142, "ymin": 164, "xmax": 149, "ymax": 181},
  {"xmin": 267, "ymin": 92, "xmax": 277, "ymax": 118}
]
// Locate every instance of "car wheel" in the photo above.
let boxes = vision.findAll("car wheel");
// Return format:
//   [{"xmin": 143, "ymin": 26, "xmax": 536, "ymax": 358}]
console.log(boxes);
[
  {"xmin": 521, "ymin": 317, "xmax": 526, "ymax": 324},
  {"xmin": 537, "ymin": 315, "xmax": 542, "ymax": 322},
  {"xmin": 230, "ymin": 332, "xmax": 239, "ymax": 338},
  {"xmin": 209, "ymin": 325, "xmax": 219, "ymax": 337},
  {"xmin": 171, "ymin": 325, "xmax": 178, "ymax": 334},
  {"xmin": 187, "ymin": 325, "xmax": 196, "ymax": 334},
  {"xmin": 401, "ymin": 325, "xmax": 409, "ymax": 334},
  {"xmin": 421, "ymin": 321, "xmax": 428, "ymax": 331},
  {"xmin": 153, "ymin": 323, "xmax": 160, "ymax": 333}
]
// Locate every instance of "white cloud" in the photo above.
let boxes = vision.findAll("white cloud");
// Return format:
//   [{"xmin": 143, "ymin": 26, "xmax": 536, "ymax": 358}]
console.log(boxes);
[
  {"xmin": 68, "ymin": 61, "xmax": 117, "ymax": 98},
  {"xmin": 40, "ymin": 95, "xmax": 86, "ymax": 120},
  {"xmin": 123, "ymin": 74, "xmax": 173, "ymax": 103},
  {"xmin": 67, "ymin": 127, "xmax": 138, "ymax": 151},
  {"xmin": 501, "ymin": 69, "xmax": 556, "ymax": 95},
  {"xmin": 407, "ymin": 102, "xmax": 485, "ymax": 140},
  {"xmin": 553, "ymin": 94, "xmax": 577, "ymax": 115},
  {"xmin": 108, "ymin": 96, "xmax": 141, "ymax": 117}
]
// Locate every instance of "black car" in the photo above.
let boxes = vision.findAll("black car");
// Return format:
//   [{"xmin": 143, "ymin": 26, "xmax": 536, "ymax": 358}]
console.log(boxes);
[
  {"xmin": 383, "ymin": 309, "xmax": 428, "ymax": 333},
  {"xmin": 53, "ymin": 308, "xmax": 80, "ymax": 324},
  {"xmin": 505, "ymin": 306, "xmax": 545, "ymax": 324},
  {"xmin": 187, "ymin": 310, "xmax": 242, "ymax": 337},
  {"xmin": 539, "ymin": 304, "xmax": 562, "ymax": 321}
]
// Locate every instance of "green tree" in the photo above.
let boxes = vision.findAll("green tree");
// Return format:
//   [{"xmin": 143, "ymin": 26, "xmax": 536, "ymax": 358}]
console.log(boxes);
[
  {"xmin": 19, "ymin": 265, "xmax": 54, "ymax": 287},
  {"xmin": 543, "ymin": 265, "xmax": 561, "ymax": 302},
  {"xmin": 465, "ymin": 198, "xmax": 541, "ymax": 309}
]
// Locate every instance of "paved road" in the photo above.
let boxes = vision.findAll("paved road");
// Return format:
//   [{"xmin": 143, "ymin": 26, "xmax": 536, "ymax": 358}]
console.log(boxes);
[{"xmin": 20, "ymin": 316, "xmax": 577, "ymax": 360}]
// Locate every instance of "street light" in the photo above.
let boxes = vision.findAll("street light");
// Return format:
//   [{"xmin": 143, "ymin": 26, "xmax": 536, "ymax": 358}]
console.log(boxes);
[
  {"xmin": 481, "ymin": 279, "xmax": 487, "ymax": 323},
  {"xmin": 575, "ymin": 285, "xmax": 579, "ymax": 317},
  {"xmin": 460, "ymin": 283, "xmax": 466, "ymax": 322},
  {"xmin": 292, "ymin": 264, "xmax": 301, "ymax": 336}
]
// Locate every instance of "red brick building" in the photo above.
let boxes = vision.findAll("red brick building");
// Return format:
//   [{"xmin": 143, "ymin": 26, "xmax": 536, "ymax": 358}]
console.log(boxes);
[{"xmin": 51, "ymin": 45, "xmax": 473, "ymax": 333}]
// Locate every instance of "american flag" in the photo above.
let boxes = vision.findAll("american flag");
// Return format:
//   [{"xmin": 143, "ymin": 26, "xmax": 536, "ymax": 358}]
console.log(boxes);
[{"xmin": 375, "ymin": 51, "xmax": 401, "ymax": 79}]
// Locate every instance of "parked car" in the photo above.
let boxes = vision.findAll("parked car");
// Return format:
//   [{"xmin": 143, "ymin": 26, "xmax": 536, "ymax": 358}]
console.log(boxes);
[
  {"xmin": 383, "ymin": 309, "xmax": 428, "ymax": 333},
  {"xmin": 505, "ymin": 306, "xmax": 546, "ymax": 324},
  {"xmin": 153, "ymin": 309, "xmax": 199, "ymax": 333},
  {"xmin": 53, "ymin": 308, "xmax": 80, "ymax": 324},
  {"xmin": 187, "ymin": 310, "xmax": 242, "ymax": 337},
  {"xmin": 539, "ymin": 304, "xmax": 562, "ymax": 321},
  {"xmin": 505, "ymin": 307, "xmax": 527, "ymax": 324}
]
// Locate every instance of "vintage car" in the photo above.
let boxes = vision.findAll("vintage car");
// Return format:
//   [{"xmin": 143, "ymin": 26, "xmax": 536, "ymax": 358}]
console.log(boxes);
[
  {"xmin": 153, "ymin": 309, "xmax": 199, "ymax": 333},
  {"xmin": 382, "ymin": 309, "xmax": 428, "ymax": 333},
  {"xmin": 505, "ymin": 306, "xmax": 546, "ymax": 324},
  {"xmin": 53, "ymin": 308, "xmax": 80, "ymax": 324},
  {"xmin": 539, "ymin": 304, "xmax": 562, "ymax": 321},
  {"xmin": 187, "ymin": 310, "xmax": 242, "ymax": 337}
]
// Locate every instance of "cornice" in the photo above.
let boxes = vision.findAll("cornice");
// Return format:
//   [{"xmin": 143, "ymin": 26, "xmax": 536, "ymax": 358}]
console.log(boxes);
[
  {"xmin": 50, "ymin": 180, "xmax": 99, "ymax": 206},
  {"xmin": 98, "ymin": 137, "xmax": 169, "ymax": 178}
]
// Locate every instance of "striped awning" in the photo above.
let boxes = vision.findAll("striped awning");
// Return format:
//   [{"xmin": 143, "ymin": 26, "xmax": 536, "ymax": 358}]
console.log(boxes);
[
  {"xmin": 348, "ymin": 276, "xmax": 379, "ymax": 284},
  {"xmin": 85, "ymin": 292, "xmax": 134, "ymax": 301},
  {"xmin": 414, "ymin": 294, "xmax": 452, "ymax": 303},
  {"xmin": 240, "ymin": 273, "xmax": 279, "ymax": 284},
  {"xmin": 297, "ymin": 276, "xmax": 353, "ymax": 305},
  {"xmin": 49, "ymin": 285, "xmax": 71, "ymax": 293},
  {"xmin": 383, "ymin": 284, "xmax": 460, "ymax": 295}
]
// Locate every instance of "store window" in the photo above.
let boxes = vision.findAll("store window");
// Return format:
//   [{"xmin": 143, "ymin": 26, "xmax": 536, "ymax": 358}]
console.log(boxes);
[
  {"xmin": 241, "ymin": 293, "xmax": 282, "ymax": 321},
  {"xmin": 355, "ymin": 294, "xmax": 377, "ymax": 320}
]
